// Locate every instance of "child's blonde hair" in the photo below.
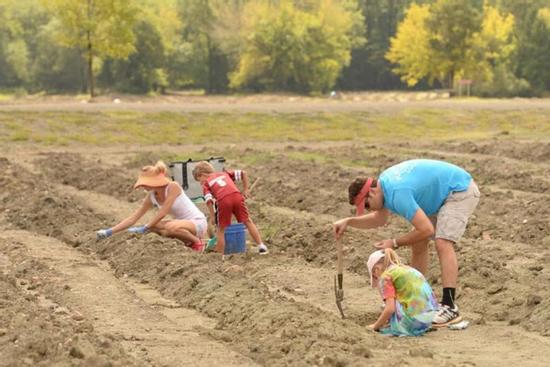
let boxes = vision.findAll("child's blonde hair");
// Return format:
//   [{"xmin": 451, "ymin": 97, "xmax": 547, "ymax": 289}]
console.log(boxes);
[
  {"xmin": 368, "ymin": 247, "xmax": 402, "ymax": 287},
  {"xmin": 192, "ymin": 161, "xmax": 215, "ymax": 180},
  {"xmin": 382, "ymin": 248, "xmax": 401, "ymax": 269}
]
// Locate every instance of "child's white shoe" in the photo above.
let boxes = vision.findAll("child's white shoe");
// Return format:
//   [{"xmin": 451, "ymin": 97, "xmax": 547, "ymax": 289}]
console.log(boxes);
[{"xmin": 258, "ymin": 244, "xmax": 269, "ymax": 255}]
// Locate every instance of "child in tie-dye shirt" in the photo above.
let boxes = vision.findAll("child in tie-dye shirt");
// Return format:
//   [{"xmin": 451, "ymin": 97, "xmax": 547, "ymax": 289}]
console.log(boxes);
[{"xmin": 367, "ymin": 248, "xmax": 438, "ymax": 336}]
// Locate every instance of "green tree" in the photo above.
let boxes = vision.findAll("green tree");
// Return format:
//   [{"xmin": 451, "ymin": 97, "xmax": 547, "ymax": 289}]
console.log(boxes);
[
  {"xmin": 32, "ymin": 28, "xmax": 86, "ymax": 92},
  {"xmin": 495, "ymin": 0, "xmax": 549, "ymax": 92},
  {"xmin": 99, "ymin": 21, "xmax": 166, "ymax": 93},
  {"xmin": 41, "ymin": 0, "xmax": 139, "ymax": 97},
  {"xmin": 519, "ymin": 7, "xmax": 550, "ymax": 91},
  {"xmin": 176, "ymin": 0, "xmax": 246, "ymax": 93},
  {"xmin": 426, "ymin": 0, "xmax": 483, "ymax": 88},
  {"xmin": 0, "ymin": 0, "xmax": 48, "ymax": 89},
  {"xmin": 471, "ymin": 4, "xmax": 530, "ymax": 96},
  {"xmin": 339, "ymin": 0, "xmax": 426, "ymax": 90},
  {"xmin": 230, "ymin": 0, "xmax": 365, "ymax": 93}
]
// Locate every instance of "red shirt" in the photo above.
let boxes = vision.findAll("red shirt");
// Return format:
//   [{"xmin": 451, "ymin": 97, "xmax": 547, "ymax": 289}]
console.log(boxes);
[{"xmin": 202, "ymin": 170, "xmax": 243, "ymax": 202}]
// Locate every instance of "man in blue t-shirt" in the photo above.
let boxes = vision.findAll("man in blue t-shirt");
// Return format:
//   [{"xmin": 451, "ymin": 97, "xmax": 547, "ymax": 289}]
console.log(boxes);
[{"xmin": 333, "ymin": 159, "xmax": 480, "ymax": 327}]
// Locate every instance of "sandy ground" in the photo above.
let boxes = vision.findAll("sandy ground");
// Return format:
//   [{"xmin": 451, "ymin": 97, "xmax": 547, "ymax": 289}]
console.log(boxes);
[{"xmin": 1, "ymin": 124, "xmax": 550, "ymax": 365}]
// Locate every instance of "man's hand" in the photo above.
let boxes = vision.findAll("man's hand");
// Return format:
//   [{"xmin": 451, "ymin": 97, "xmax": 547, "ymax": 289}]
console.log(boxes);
[
  {"xmin": 374, "ymin": 239, "xmax": 394, "ymax": 250},
  {"xmin": 128, "ymin": 225, "xmax": 148, "ymax": 234},
  {"xmin": 333, "ymin": 218, "xmax": 349, "ymax": 240},
  {"xmin": 96, "ymin": 228, "xmax": 113, "ymax": 240},
  {"xmin": 243, "ymin": 189, "xmax": 251, "ymax": 199}
]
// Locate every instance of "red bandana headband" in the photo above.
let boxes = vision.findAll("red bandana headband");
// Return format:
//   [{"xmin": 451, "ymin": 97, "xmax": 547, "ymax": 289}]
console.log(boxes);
[{"xmin": 355, "ymin": 177, "xmax": 373, "ymax": 216}]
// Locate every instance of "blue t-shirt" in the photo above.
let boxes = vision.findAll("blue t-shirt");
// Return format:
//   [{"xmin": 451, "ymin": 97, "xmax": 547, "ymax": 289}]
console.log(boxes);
[{"xmin": 379, "ymin": 159, "xmax": 472, "ymax": 221}]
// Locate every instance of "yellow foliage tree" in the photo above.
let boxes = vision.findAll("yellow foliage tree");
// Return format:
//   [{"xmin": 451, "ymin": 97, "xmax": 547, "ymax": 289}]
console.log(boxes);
[
  {"xmin": 467, "ymin": 4, "xmax": 516, "ymax": 84},
  {"xmin": 386, "ymin": 1, "xmax": 517, "ymax": 90},
  {"xmin": 385, "ymin": 4, "xmax": 442, "ymax": 87}
]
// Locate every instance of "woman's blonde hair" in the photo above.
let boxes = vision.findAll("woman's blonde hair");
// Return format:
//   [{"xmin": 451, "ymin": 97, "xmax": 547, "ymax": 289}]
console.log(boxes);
[
  {"xmin": 133, "ymin": 160, "xmax": 171, "ymax": 189},
  {"xmin": 192, "ymin": 161, "xmax": 215, "ymax": 180},
  {"xmin": 140, "ymin": 160, "xmax": 168, "ymax": 177}
]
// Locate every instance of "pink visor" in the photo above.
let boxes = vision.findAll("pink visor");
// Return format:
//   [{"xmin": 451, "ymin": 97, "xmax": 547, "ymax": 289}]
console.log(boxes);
[{"xmin": 354, "ymin": 177, "xmax": 373, "ymax": 216}]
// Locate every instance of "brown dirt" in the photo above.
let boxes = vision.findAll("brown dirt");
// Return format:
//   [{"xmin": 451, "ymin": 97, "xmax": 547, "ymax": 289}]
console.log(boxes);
[{"xmin": 1, "ymin": 138, "xmax": 550, "ymax": 366}]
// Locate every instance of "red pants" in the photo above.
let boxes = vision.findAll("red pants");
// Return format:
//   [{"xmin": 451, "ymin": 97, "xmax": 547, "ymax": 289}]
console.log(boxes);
[{"xmin": 217, "ymin": 192, "xmax": 249, "ymax": 229}]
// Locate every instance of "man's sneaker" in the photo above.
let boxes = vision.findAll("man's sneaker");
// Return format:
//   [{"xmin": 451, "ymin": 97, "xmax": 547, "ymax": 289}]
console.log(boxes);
[
  {"xmin": 190, "ymin": 240, "xmax": 205, "ymax": 253},
  {"xmin": 433, "ymin": 305, "xmax": 462, "ymax": 327},
  {"xmin": 258, "ymin": 244, "xmax": 269, "ymax": 255}
]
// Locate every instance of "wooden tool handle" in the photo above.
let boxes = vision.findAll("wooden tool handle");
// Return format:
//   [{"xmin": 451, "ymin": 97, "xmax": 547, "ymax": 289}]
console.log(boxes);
[
  {"xmin": 336, "ymin": 237, "xmax": 344, "ymax": 275},
  {"xmin": 249, "ymin": 177, "xmax": 261, "ymax": 193}
]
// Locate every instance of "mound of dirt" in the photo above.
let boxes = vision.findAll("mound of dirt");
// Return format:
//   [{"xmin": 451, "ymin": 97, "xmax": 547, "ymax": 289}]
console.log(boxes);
[
  {"xmin": 0, "ymin": 242, "xmax": 142, "ymax": 366},
  {"xmin": 34, "ymin": 152, "xmax": 142, "ymax": 203}
]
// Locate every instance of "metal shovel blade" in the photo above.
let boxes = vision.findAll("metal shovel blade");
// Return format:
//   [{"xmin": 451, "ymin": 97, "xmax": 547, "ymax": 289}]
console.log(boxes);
[{"xmin": 334, "ymin": 274, "xmax": 345, "ymax": 319}]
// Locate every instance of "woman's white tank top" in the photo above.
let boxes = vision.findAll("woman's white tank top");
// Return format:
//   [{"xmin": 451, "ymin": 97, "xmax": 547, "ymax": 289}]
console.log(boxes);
[{"xmin": 150, "ymin": 185, "xmax": 205, "ymax": 221}]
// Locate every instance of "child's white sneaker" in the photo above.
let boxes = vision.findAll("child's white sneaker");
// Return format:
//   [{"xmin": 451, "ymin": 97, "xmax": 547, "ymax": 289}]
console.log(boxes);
[
  {"xmin": 258, "ymin": 244, "xmax": 269, "ymax": 255},
  {"xmin": 433, "ymin": 305, "xmax": 462, "ymax": 327}
]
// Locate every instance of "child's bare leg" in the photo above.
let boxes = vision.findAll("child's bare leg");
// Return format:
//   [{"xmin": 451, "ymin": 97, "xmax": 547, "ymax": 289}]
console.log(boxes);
[
  {"xmin": 244, "ymin": 219, "xmax": 263, "ymax": 245},
  {"xmin": 215, "ymin": 227, "xmax": 226, "ymax": 254}
]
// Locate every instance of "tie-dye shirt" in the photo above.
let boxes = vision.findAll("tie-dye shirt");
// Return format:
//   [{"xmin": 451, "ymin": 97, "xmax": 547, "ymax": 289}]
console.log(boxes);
[{"xmin": 378, "ymin": 264, "xmax": 439, "ymax": 336}]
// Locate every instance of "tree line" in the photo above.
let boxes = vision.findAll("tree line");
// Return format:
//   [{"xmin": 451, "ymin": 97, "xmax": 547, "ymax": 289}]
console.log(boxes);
[{"xmin": 0, "ymin": 0, "xmax": 548, "ymax": 97}]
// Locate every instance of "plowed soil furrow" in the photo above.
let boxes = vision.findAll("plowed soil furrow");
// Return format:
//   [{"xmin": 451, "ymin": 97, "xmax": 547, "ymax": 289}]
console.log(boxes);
[
  {"xmin": 0, "ymin": 231, "xmax": 257, "ymax": 367},
  {"xmin": 0, "ymin": 239, "xmax": 143, "ymax": 367},
  {"xmin": 2, "ymin": 137, "xmax": 550, "ymax": 367}
]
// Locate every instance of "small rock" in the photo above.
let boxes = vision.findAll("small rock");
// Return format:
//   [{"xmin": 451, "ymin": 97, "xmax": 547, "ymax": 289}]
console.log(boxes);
[
  {"xmin": 71, "ymin": 312, "xmax": 85, "ymax": 321},
  {"xmin": 0, "ymin": 328, "xmax": 7, "ymax": 336},
  {"xmin": 353, "ymin": 345, "xmax": 373, "ymax": 358},
  {"xmin": 527, "ymin": 294, "xmax": 542, "ymax": 306},
  {"xmin": 54, "ymin": 306, "xmax": 69, "ymax": 315},
  {"xmin": 98, "ymin": 336, "xmax": 111, "ymax": 348},
  {"xmin": 528, "ymin": 265, "xmax": 543, "ymax": 272},
  {"xmin": 69, "ymin": 346, "xmax": 85, "ymax": 359},
  {"xmin": 487, "ymin": 284, "xmax": 504, "ymax": 295}
]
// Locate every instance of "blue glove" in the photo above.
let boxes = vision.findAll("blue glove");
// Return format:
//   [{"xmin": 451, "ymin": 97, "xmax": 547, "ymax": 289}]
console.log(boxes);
[
  {"xmin": 128, "ymin": 225, "xmax": 148, "ymax": 234},
  {"xmin": 96, "ymin": 228, "xmax": 113, "ymax": 240}
]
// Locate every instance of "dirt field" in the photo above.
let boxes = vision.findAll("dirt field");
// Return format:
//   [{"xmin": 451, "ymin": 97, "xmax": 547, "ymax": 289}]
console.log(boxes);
[{"xmin": 1, "ymin": 103, "xmax": 550, "ymax": 366}]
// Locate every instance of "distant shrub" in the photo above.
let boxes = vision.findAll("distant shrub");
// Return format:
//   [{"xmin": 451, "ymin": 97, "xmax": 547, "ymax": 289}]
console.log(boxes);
[{"xmin": 474, "ymin": 64, "xmax": 533, "ymax": 97}]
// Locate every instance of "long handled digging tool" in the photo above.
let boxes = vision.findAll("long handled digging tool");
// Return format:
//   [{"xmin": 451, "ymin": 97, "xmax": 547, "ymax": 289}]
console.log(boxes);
[{"xmin": 334, "ymin": 236, "xmax": 345, "ymax": 319}]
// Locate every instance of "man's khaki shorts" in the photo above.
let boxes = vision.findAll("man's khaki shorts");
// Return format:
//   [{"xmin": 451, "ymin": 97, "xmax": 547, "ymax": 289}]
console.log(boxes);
[{"xmin": 429, "ymin": 180, "xmax": 480, "ymax": 243}]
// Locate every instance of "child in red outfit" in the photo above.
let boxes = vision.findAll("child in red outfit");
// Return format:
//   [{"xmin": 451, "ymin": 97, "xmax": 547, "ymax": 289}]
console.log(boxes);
[{"xmin": 192, "ymin": 161, "xmax": 268, "ymax": 257}]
